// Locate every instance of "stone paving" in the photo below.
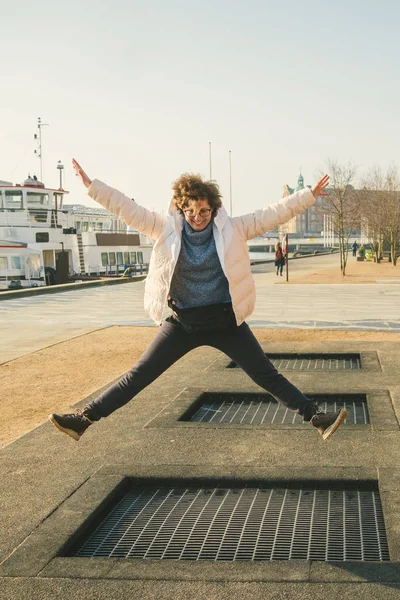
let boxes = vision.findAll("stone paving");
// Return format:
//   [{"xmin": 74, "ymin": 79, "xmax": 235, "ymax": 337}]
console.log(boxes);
[
  {"xmin": 1, "ymin": 337, "xmax": 400, "ymax": 599},
  {"xmin": 1, "ymin": 258, "xmax": 400, "ymax": 362},
  {"xmin": 1, "ymin": 254, "xmax": 400, "ymax": 599}
]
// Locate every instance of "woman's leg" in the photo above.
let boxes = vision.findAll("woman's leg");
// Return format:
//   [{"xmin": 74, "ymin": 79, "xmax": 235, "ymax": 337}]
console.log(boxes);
[
  {"xmin": 49, "ymin": 319, "xmax": 200, "ymax": 440},
  {"xmin": 209, "ymin": 323, "xmax": 316, "ymax": 419},
  {"xmin": 86, "ymin": 319, "xmax": 198, "ymax": 420}
]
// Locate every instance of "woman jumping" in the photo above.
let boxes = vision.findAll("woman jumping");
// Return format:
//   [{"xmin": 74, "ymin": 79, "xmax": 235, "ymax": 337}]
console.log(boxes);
[{"xmin": 49, "ymin": 162, "xmax": 346, "ymax": 442}]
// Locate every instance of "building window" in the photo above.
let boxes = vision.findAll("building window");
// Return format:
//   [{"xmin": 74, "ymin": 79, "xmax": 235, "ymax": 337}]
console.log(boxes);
[
  {"xmin": 116, "ymin": 252, "xmax": 123, "ymax": 265},
  {"xmin": 101, "ymin": 253, "xmax": 108, "ymax": 266},
  {"xmin": 137, "ymin": 252, "xmax": 143, "ymax": 264},
  {"xmin": 81, "ymin": 222, "xmax": 88, "ymax": 232},
  {"xmin": 11, "ymin": 256, "xmax": 21, "ymax": 269},
  {"xmin": 0, "ymin": 191, "xmax": 3, "ymax": 209},
  {"xmin": 0, "ymin": 257, "xmax": 8, "ymax": 269},
  {"xmin": 109, "ymin": 252, "xmax": 116, "ymax": 266},
  {"xmin": 130, "ymin": 252, "xmax": 137, "ymax": 264},
  {"xmin": 36, "ymin": 232, "xmax": 49, "ymax": 242},
  {"xmin": 27, "ymin": 192, "xmax": 49, "ymax": 205},
  {"xmin": 5, "ymin": 190, "xmax": 23, "ymax": 209},
  {"xmin": 123, "ymin": 252, "xmax": 130, "ymax": 264}
]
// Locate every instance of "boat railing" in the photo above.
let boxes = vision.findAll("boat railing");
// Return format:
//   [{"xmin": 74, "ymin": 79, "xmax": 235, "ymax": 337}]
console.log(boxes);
[
  {"xmin": 0, "ymin": 208, "xmax": 74, "ymax": 228},
  {"xmin": 87, "ymin": 264, "xmax": 149, "ymax": 276},
  {"xmin": 0, "ymin": 209, "xmax": 33, "ymax": 227}
]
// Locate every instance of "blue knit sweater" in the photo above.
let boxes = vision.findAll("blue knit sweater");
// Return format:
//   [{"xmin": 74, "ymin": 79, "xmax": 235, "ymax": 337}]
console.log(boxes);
[{"xmin": 169, "ymin": 219, "xmax": 231, "ymax": 309}]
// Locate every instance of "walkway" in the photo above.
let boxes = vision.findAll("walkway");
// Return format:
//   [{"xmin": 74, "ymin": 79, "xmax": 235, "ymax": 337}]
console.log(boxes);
[{"xmin": 2, "ymin": 277, "xmax": 400, "ymax": 363}]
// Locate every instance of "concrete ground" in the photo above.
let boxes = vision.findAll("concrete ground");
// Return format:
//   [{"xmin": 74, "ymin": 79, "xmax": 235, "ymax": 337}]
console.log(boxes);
[
  {"xmin": 1, "ymin": 338, "xmax": 399, "ymax": 599},
  {"xmin": 1, "ymin": 253, "xmax": 400, "ymax": 599},
  {"xmin": 2, "ymin": 253, "xmax": 400, "ymax": 363}
]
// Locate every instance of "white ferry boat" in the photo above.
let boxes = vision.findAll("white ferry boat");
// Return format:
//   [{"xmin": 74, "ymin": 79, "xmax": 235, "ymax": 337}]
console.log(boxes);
[{"xmin": 0, "ymin": 174, "xmax": 153, "ymax": 288}]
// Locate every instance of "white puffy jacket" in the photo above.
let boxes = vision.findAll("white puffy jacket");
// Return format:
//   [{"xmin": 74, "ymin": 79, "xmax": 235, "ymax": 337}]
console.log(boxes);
[{"xmin": 88, "ymin": 180, "xmax": 316, "ymax": 325}]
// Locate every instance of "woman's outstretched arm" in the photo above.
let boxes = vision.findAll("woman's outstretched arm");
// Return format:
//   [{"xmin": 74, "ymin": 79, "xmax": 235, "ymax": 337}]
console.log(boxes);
[
  {"xmin": 234, "ymin": 175, "xmax": 330, "ymax": 241},
  {"xmin": 72, "ymin": 158, "xmax": 168, "ymax": 240}
]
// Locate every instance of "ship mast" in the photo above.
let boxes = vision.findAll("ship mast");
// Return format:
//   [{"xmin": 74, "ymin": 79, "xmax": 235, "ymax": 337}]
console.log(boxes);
[{"xmin": 33, "ymin": 117, "xmax": 49, "ymax": 182}]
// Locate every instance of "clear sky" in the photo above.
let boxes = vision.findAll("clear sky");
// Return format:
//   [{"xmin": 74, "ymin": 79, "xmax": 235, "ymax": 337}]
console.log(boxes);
[{"xmin": 1, "ymin": 0, "xmax": 400, "ymax": 214}]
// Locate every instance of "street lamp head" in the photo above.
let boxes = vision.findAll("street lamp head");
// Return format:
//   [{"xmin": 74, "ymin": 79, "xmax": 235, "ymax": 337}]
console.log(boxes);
[{"xmin": 57, "ymin": 160, "xmax": 64, "ymax": 190}]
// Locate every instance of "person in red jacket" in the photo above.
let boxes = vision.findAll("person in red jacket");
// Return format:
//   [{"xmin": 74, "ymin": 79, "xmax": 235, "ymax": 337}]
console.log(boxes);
[{"xmin": 275, "ymin": 242, "xmax": 285, "ymax": 276}]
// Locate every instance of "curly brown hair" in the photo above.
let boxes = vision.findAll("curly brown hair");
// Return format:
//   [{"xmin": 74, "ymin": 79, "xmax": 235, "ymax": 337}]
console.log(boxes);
[{"xmin": 171, "ymin": 173, "xmax": 223, "ymax": 213}]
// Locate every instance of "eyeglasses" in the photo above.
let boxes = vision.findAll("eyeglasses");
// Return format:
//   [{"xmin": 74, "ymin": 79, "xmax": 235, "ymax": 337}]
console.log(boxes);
[{"xmin": 183, "ymin": 208, "xmax": 212, "ymax": 218}]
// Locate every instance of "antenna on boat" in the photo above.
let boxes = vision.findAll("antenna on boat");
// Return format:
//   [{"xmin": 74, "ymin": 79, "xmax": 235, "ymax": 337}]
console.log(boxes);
[{"xmin": 33, "ymin": 117, "xmax": 49, "ymax": 182}]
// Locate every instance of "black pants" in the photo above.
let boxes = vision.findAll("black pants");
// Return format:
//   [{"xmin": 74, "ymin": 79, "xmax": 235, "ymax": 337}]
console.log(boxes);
[
  {"xmin": 275, "ymin": 259, "xmax": 285, "ymax": 275},
  {"xmin": 86, "ymin": 319, "xmax": 316, "ymax": 421}
]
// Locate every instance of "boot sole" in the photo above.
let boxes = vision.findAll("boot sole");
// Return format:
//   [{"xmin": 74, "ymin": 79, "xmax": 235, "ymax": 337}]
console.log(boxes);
[
  {"xmin": 48, "ymin": 415, "xmax": 81, "ymax": 441},
  {"xmin": 322, "ymin": 408, "xmax": 348, "ymax": 441}
]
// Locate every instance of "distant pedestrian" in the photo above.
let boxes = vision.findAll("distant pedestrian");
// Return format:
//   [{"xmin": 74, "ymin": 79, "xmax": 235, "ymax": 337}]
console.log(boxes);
[
  {"xmin": 49, "ymin": 163, "xmax": 347, "ymax": 442},
  {"xmin": 275, "ymin": 242, "xmax": 285, "ymax": 276},
  {"xmin": 352, "ymin": 241, "xmax": 358, "ymax": 257}
]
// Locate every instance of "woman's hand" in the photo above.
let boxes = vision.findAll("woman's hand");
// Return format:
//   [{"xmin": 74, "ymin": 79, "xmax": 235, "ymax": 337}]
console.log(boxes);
[
  {"xmin": 72, "ymin": 158, "xmax": 92, "ymax": 189},
  {"xmin": 312, "ymin": 174, "xmax": 330, "ymax": 198}
]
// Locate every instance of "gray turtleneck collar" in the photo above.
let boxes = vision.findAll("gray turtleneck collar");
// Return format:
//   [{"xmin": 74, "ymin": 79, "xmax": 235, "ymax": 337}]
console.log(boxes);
[
  {"xmin": 169, "ymin": 218, "xmax": 231, "ymax": 309},
  {"xmin": 183, "ymin": 218, "xmax": 213, "ymax": 244}
]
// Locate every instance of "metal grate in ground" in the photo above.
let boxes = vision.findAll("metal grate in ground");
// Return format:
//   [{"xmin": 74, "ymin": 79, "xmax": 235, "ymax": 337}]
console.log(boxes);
[
  {"xmin": 69, "ymin": 483, "xmax": 389, "ymax": 561},
  {"xmin": 186, "ymin": 393, "xmax": 369, "ymax": 425},
  {"xmin": 227, "ymin": 354, "xmax": 361, "ymax": 370}
]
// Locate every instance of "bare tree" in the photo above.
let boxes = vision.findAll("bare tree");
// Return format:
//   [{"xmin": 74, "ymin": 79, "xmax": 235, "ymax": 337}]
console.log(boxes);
[
  {"xmin": 362, "ymin": 166, "xmax": 400, "ymax": 266},
  {"xmin": 323, "ymin": 160, "xmax": 360, "ymax": 276},
  {"xmin": 360, "ymin": 167, "xmax": 386, "ymax": 262},
  {"xmin": 383, "ymin": 166, "xmax": 400, "ymax": 266}
]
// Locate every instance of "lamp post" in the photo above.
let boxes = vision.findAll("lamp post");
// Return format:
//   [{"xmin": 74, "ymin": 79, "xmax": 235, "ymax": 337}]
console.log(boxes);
[
  {"xmin": 57, "ymin": 160, "xmax": 64, "ymax": 190},
  {"xmin": 285, "ymin": 233, "xmax": 289, "ymax": 282}
]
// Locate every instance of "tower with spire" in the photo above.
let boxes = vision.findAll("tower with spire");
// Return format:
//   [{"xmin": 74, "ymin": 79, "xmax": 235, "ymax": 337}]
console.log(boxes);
[
  {"xmin": 280, "ymin": 173, "xmax": 324, "ymax": 235},
  {"xmin": 296, "ymin": 173, "xmax": 304, "ymax": 191}
]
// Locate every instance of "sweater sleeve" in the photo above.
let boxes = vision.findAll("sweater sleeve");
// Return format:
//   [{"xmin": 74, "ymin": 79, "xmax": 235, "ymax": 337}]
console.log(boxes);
[
  {"xmin": 87, "ymin": 179, "xmax": 168, "ymax": 240},
  {"xmin": 233, "ymin": 188, "xmax": 316, "ymax": 241}
]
